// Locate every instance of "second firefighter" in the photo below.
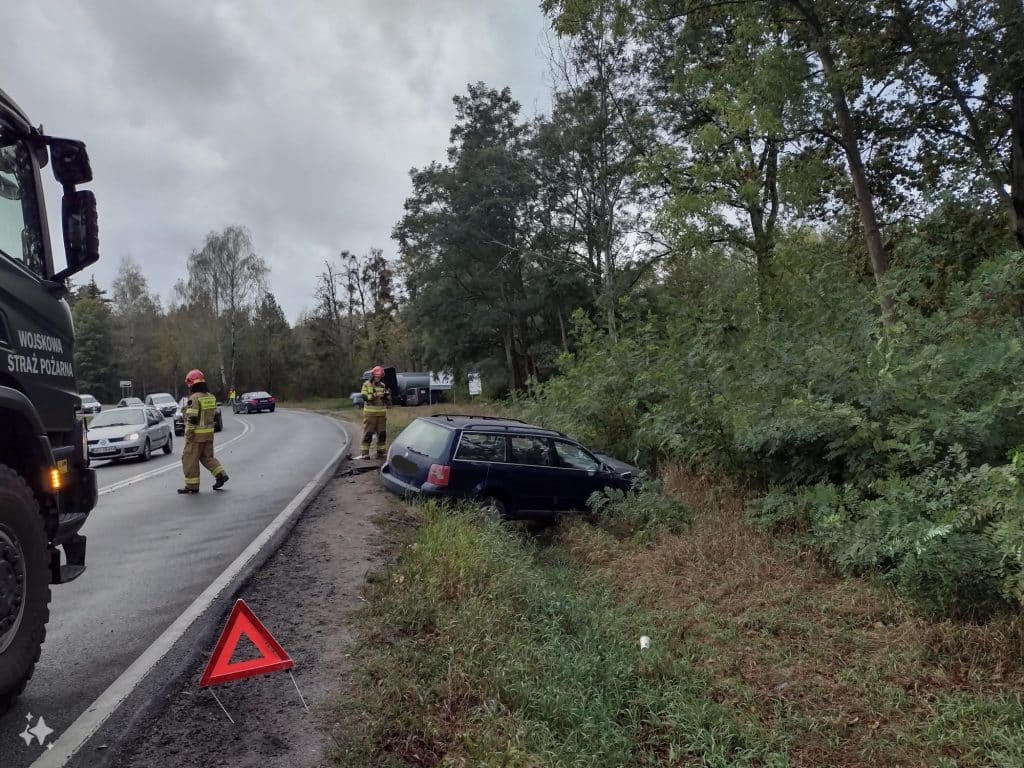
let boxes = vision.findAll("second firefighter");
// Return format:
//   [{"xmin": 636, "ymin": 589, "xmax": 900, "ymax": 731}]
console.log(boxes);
[{"xmin": 358, "ymin": 365, "xmax": 390, "ymax": 460}]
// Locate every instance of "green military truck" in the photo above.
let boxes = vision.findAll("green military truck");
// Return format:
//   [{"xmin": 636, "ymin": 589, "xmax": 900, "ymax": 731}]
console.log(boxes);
[{"xmin": 0, "ymin": 87, "xmax": 100, "ymax": 712}]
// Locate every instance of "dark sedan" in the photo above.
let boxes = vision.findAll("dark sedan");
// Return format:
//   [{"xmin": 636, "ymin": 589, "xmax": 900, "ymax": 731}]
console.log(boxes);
[{"xmin": 233, "ymin": 391, "xmax": 276, "ymax": 414}]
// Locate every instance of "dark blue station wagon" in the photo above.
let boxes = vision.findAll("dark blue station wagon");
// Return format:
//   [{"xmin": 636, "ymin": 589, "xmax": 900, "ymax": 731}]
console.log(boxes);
[{"xmin": 380, "ymin": 415, "xmax": 637, "ymax": 519}]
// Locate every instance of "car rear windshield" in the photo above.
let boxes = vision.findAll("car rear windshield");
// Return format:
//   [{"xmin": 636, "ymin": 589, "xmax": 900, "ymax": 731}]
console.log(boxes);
[
  {"xmin": 151, "ymin": 394, "xmax": 174, "ymax": 404},
  {"xmin": 391, "ymin": 419, "xmax": 450, "ymax": 459},
  {"xmin": 253, "ymin": 392, "xmax": 271, "ymax": 398},
  {"xmin": 90, "ymin": 408, "xmax": 145, "ymax": 427}
]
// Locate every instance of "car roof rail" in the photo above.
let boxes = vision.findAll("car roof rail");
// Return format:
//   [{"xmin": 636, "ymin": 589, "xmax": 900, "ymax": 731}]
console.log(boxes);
[
  {"xmin": 431, "ymin": 413, "xmax": 527, "ymax": 423},
  {"xmin": 464, "ymin": 422, "xmax": 567, "ymax": 437}
]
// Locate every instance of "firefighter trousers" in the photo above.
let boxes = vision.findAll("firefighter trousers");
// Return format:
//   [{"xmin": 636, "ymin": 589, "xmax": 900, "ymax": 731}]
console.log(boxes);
[
  {"xmin": 361, "ymin": 412, "xmax": 387, "ymax": 457},
  {"xmin": 182, "ymin": 439, "xmax": 226, "ymax": 489}
]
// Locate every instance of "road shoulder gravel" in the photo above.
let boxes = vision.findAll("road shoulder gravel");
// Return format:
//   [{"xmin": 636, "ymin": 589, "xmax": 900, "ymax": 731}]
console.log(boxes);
[{"xmin": 109, "ymin": 460, "xmax": 398, "ymax": 768}]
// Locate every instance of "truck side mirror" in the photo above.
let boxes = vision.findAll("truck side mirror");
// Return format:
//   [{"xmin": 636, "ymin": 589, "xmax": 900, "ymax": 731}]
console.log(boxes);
[
  {"xmin": 53, "ymin": 190, "xmax": 99, "ymax": 281},
  {"xmin": 48, "ymin": 138, "xmax": 93, "ymax": 185}
]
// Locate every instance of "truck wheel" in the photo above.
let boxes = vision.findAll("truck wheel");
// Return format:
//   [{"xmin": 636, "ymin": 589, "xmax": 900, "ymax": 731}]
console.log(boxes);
[{"xmin": 0, "ymin": 465, "xmax": 50, "ymax": 716}]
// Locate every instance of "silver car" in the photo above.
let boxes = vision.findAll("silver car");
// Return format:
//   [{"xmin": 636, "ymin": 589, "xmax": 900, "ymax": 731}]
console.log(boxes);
[
  {"xmin": 79, "ymin": 393, "xmax": 102, "ymax": 415},
  {"xmin": 87, "ymin": 406, "xmax": 174, "ymax": 462}
]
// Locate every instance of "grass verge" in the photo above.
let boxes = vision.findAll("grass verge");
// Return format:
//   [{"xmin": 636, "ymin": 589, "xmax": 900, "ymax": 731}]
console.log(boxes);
[{"xmin": 336, "ymin": 501, "xmax": 788, "ymax": 767}]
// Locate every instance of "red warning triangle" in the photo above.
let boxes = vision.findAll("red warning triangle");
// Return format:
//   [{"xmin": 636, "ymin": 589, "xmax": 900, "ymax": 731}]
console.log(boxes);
[{"xmin": 199, "ymin": 599, "xmax": 293, "ymax": 687}]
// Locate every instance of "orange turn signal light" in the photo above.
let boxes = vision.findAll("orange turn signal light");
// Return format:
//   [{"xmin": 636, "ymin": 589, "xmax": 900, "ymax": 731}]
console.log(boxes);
[{"xmin": 50, "ymin": 467, "xmax": 62, "ymax": 491}]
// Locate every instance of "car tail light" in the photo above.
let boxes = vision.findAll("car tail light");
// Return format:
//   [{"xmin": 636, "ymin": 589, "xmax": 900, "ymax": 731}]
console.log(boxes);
[{"xmin": 427, "ymin": 464, "xmax": 450, "ymax": 487}]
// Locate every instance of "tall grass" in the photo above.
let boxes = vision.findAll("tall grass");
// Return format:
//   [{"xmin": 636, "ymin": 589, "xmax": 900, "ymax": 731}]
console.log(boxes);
[{"xmin": 337, "ymin": 502, "xmax": 788, "ymax": 767}]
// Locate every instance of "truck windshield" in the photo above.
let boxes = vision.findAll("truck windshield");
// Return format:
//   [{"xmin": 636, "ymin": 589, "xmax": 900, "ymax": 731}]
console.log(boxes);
[{"xmin": 0, "ymin": 130, "xmax": 45, "ymax": 277}]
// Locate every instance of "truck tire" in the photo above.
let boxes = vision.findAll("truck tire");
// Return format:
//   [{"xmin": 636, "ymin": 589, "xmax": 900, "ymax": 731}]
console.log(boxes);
[{"xmin": 0, "ymin": 465, "xmax": 50, "ymax": 716}]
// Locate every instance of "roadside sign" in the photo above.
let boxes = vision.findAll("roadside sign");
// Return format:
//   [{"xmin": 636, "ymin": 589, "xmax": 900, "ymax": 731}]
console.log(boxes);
[
  {"xmin": 429, "ymin": 370, "xmax": 453, "ymax": 389},
  {"xmin": 468, "ymin": 371, "xmax": 482, "ymax": 396},
  {"xmin": 199, "ymin": 599, "xmax": 293, "ymax": 687},
  {"xmin": 119, "ymin": 380, "xmax": 131, "ymax": 387}
]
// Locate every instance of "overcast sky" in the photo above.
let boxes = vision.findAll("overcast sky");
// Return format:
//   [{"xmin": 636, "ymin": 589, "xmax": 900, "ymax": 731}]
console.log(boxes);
[{"xmin": 2, "ymin": 1, "xmax": 554, "ymax": 320}]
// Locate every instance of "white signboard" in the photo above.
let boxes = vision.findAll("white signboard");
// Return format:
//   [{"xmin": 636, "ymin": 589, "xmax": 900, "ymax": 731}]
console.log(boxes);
[
  {"xmin": 429, "ymin": 370, "xmax": 453, "ymax": 389},
  {"xmin": 119, "ymin": 380, "xmax": 132, "ymax": 387},
  {"xmin": 468, "ymin": 371, "xmax": 482, "ymax": 397}
]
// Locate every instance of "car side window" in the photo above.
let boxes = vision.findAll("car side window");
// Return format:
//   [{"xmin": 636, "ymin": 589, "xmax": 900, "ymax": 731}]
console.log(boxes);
[
  {"xmin": 456, "ymin": 433, "xmax": 507, "ymax": 462},
  {"xmin": 553, "ymin": 440, "xmax": 601, "ymax": 471},
  {"xmin": 510, "ymin": 436, "xmax": 553, "ymax": 466}
]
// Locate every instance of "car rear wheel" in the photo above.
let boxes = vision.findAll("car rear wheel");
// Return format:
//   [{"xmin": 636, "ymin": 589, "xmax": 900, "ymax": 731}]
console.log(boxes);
[
  {"xmin": 477, "ymin": 495, "xmax": 508, "ymax": 522},
  {"xmin": 0, "ymin": 465, "xmax": 50, "ymax": 715},
  {"xmin": 139, "ymin": 439, "xmax": 151, "ymax": 462},
  {"xmin": 163, "ymin": 434, "xmax": 173, "ymax": 454}
]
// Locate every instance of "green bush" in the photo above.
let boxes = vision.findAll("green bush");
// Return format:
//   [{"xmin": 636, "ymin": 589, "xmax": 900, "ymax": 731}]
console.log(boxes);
[
  {"xmin": 587, "ymin": 478, "xmax": 693, "ymax": 545},
  {"xmin": 525, "ymin": 237, "xmax": 1024, "ymax": 616}
]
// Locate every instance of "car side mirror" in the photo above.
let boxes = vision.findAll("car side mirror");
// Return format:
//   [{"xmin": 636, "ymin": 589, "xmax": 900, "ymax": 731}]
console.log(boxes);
[{"xmin": 53, "ymin": 189, "xmax": 99, "ymax": 281}]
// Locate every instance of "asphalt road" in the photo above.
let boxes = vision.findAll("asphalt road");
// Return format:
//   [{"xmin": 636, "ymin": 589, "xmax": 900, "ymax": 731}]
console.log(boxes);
[{"xmin": 0, "ymin": 408, "xmax": 347, "ymax": 767}]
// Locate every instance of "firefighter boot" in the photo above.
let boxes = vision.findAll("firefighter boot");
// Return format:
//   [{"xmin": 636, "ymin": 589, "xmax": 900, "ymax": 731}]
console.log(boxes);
[{"xmin": 213, "ymin": 472, "xmax": 229, "ymax": 490}]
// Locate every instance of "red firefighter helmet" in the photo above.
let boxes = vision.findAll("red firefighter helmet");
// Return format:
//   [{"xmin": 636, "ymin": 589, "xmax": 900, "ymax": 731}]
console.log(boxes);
[
  {"xmin": 185, "ymin": 369, "xmax": 205, "ymax": 387},
  {"xmin": 371, "ymin": 365, "xmax": 385, "ymax": 379}
]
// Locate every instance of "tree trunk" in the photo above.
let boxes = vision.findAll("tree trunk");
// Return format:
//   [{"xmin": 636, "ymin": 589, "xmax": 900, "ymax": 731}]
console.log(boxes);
[
  {"xmin": 1012, "ymin": 81, "xmax": 1024, "ymax": 249},
  {"xmin": 817, "ymin": 43, "xmax": 893, "ymax": 321},
  {"xmin": 502, "ymin": 325, "xmax": 518, "ymax": 391},
  {"xmin": 228, "ymin": 309, "xmax": 236, "ymax": 394},
  {"xmin": 793, "ymin": 0, "xmax": 894, "ymax": 323}
]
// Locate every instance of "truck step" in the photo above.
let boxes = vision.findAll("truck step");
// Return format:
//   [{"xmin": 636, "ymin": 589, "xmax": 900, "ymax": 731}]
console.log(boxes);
[{"xmin": 58, "ymin": 564, "xmax": 86, "ymax": 583}]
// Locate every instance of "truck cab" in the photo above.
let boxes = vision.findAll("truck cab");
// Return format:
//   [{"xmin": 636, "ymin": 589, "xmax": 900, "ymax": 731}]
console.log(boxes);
[{"xmin": 0, "ymin": 86, "xmax": 100, "ymax": 712}]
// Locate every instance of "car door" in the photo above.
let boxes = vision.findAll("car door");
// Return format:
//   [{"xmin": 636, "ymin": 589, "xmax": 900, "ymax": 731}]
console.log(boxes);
[
  {"xmin": 145, "ymin": 407, "xmax": 164, "ymax": 445},
  {"xmin": 551, "ymin": 439, "xmax": 608, "ymax": 511},
  {"xmin": 451, "ymin": 431, "xmax": 508, "ymax": 497},
  {"xmin": 503, "ymin": 435, "xmax": 566, "ymax": 515}
]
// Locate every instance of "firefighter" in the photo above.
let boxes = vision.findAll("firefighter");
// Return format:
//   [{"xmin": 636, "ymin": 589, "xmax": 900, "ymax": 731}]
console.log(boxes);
[
  {"xmin": 358, "ymin": 365, "xmax": 390, "ymax": 459},
  {"xmin": 177, "ymin": 368, "xmax": 229, "ymax": 494}
]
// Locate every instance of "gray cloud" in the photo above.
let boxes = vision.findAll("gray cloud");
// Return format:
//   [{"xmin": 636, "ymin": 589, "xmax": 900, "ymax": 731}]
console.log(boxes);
[{"xmin": 1, "ymin": 0, "xmax": 553, "ymax": 319}]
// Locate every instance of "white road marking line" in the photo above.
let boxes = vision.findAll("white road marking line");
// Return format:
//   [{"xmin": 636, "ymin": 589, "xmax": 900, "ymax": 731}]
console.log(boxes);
[
  {"xmin": 97, "ymin": 417, "xmax": 253, "ymax": 496},
  {"xmin": 32, "ymin": 415, "xmax": 350, "ymax": 768}
]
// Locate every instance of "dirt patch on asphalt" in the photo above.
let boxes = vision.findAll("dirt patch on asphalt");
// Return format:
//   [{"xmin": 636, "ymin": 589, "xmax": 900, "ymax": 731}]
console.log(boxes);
[{"xmin": 111, "ymin": 460, "xmax": 399, "ymax": 768}]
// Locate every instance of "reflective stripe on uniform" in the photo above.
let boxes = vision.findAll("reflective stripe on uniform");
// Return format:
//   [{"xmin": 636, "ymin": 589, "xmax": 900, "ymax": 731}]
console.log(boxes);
[{"xmin": 361, "ymin": 381, "xmax": 388, "ymax": 414}]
